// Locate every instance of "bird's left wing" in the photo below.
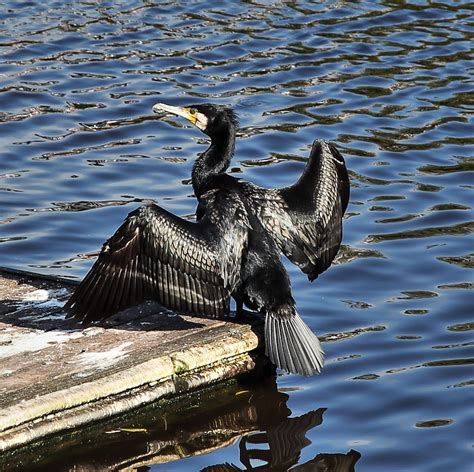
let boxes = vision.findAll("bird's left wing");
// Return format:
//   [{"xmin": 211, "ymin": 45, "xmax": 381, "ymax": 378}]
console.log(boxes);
[
  {"xmin": 65, "ymin": 190, "xmax": 248, "ymax": 323},
  {"xmin": 243, "ymin": 140, "xmax": 349, "ymax": 281}
]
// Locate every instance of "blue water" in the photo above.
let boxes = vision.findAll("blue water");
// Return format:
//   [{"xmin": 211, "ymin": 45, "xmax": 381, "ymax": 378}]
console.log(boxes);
[{"xmin": 1, "ymin": 1, "xmax": 473, "ymax": 470}]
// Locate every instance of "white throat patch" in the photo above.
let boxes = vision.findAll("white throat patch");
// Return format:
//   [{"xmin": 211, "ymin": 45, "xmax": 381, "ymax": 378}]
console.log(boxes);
[{"xmin": 195, "ymin": 112, "xmax": 208, "ymax": 131}]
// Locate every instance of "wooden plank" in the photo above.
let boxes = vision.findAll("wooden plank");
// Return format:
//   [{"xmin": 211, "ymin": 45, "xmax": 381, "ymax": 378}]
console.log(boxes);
[{"xmin": 0, "ymin": 269, "xmax": 262, "ymax": 453}]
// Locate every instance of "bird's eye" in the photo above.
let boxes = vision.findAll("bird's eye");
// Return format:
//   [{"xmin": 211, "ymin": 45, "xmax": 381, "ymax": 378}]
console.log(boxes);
[{"xmin": 189, "ymin": 107, "xmax": 197, "ymax": 115}]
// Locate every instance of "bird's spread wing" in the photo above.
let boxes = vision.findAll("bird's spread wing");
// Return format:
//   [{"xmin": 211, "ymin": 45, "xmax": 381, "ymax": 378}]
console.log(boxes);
[
  {"xmin": 245, "ymin": 140, "xmax": 350, "ymax": 281},
  {"xmin": 65, "ymin": 190, "xmax": 249, "ymax": 323}
]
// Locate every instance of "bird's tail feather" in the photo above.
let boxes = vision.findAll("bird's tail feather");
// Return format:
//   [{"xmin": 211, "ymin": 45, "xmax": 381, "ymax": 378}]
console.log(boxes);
[{"xmin": 265, "ymin": 308, "xmax": 324, "ymax": 376}]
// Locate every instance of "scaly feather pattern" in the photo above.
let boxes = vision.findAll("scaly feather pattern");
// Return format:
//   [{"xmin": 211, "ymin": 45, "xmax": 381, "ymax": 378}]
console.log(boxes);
[
  {"xmin": 243, "ymin": 140, "xmax": 350, "ymax": 281},
  {"xmin": 65, "ymin": 189, "xmax": 248, "ymax": 323}
]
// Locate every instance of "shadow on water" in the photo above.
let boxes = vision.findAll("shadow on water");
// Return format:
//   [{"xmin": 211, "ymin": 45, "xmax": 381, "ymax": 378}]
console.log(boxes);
[{"xmin": 2, "ymin": 370, "xmax": 360, "ymax": 472}]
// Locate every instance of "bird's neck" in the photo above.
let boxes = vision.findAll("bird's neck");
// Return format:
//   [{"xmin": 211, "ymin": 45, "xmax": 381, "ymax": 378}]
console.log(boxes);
[{"xmin": 192, "ymin": 128, "xmax": 235, "ymax": 197}]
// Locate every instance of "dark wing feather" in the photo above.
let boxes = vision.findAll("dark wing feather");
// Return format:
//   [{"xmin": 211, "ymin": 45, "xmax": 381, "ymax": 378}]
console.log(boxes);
[
  {"xmin": 245, "ymin": 140, "xmax": 350, "ymax": 281},
  {"xmin": 65, "ymin": 190, "xmax": 248, "ymax": 323}
]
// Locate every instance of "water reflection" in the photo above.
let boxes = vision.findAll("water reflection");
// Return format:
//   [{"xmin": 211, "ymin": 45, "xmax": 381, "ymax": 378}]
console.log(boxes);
[
  {"xmin": 202, "ymin": 419, "xmax": 360, "ymax": 472},
  {"xmin": 202, "ymin": 449, "xmax": 360, "ymax": 472},
  {"xmin": 13, "ymin": 373, "xmax": 360, "ymax": 471}
]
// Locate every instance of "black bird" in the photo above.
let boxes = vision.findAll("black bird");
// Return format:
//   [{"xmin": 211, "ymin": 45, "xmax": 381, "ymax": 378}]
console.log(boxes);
[{"xmin": 65, "ymin": 102, "xmax": 350, "ymax": 376}]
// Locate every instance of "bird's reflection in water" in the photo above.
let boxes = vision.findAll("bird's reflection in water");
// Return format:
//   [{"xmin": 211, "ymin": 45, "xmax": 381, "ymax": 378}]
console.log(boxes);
[{"xmin": 200, "ymin": 374, "xmax": 361, "ymax": 472}]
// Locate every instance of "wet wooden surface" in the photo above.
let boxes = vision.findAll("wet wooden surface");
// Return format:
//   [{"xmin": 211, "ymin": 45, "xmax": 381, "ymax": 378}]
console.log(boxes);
[{"xmin": 0, "ymin": 269, "xmax": 262, "ymax": 453}]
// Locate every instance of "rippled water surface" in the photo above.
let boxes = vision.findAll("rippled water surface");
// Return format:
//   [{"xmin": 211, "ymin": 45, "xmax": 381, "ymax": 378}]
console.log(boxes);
[{"xmin": 1, "ymin": 1, "xmax": 473, "ymax": 470}]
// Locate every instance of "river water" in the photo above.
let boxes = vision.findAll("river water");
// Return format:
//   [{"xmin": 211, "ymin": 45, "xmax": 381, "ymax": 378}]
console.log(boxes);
[{"xmin": 0, "ymin": 1, "xmax": 473, "ymax": 471}]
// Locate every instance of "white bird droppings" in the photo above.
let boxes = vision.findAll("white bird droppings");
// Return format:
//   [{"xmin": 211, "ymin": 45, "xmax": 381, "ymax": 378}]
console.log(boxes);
[
  {"xmin": 75, "ymin": 342, "xmax": 133, "ymax": 376},
  {"xmin": 22, "ymin": 289, "xmax": 50, "ymax": 302},
  {"xmin": 0, "ymin": 330, "xmax": 83, "ymax": 359}
]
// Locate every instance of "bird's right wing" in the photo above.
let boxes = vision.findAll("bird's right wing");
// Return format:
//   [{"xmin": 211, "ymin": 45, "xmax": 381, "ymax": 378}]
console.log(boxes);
[{"xmin": 65, "ymin": 190, "xmax": 249, "ymax": 323}]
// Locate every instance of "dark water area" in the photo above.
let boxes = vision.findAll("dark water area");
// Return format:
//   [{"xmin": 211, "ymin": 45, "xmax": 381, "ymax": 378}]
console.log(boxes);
[{"xmin": 0, "ymin": 1, "xmax": 473, "ymax": 470}]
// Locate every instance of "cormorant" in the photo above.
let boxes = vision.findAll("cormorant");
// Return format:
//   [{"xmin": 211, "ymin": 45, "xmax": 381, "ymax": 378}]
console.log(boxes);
[{"xmin": 65, "ymin": 102, "xmax": 350, "ymax": 376}]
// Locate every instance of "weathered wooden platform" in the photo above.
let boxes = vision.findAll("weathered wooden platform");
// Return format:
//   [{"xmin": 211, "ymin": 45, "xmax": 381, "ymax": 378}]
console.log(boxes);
[{"xmin": 0, "ymin": 268, "xmax": 262, "ymax": 455}]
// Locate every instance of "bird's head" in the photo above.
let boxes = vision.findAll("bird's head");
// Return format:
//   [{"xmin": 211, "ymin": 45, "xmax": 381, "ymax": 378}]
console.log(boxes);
[{"xmin": 152, "ymin": 102, "xmax": 238, "ymax": 138}]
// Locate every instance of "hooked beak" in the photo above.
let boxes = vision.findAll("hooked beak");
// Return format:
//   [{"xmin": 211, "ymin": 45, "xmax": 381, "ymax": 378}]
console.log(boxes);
[{"xmin": 152, "ymin": 102, "xmax": 208, "ymax": 131}]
